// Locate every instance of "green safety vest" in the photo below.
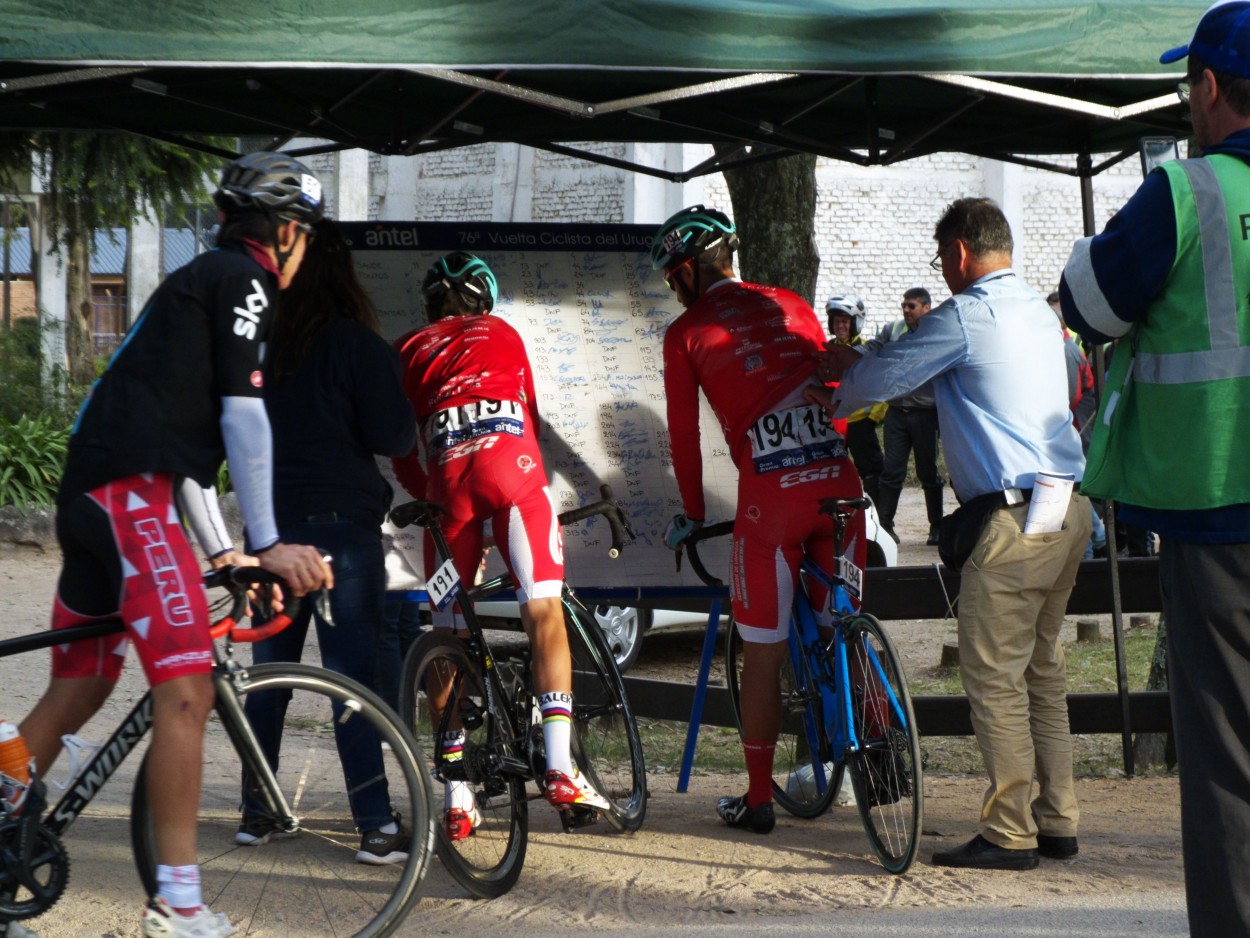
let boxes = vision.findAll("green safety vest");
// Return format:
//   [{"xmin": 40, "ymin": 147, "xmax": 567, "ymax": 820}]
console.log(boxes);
[{"xmin": 1083, "ymin": 155, "xmax": 1250, "ymax": 509}]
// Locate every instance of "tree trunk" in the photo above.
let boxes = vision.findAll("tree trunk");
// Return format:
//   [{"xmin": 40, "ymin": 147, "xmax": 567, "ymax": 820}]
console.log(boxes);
[
  {"xmin": 714, "ymin": 148, "xmax": 820, "ymax": 305},
  {"xmin": 65, "ymin": 228, "xmax": 95, "ymax": 385},
  {"xmin": 1132, "ymin": 610, "xmax": 1176, "ymax": 770}
]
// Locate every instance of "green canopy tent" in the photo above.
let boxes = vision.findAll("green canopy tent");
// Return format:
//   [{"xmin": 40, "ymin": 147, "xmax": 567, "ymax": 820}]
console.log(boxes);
[
  {"xmin": 0, "ymin": 0, "xmax": 1201, "ymax": 179},
  {"xmin": 0, "ymin": 0, "xmax": 1200, "ymax": 771}
]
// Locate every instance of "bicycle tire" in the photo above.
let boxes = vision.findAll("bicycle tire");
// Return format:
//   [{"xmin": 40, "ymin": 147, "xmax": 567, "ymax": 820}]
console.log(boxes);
[
  {"xmin": 401, "ymin": 630, "xmax": 528, "ymax": 899},
  {"xmin": 565, "ymin": 599, "xmax": 647, "ymax": 832},
  {"xmin": 131, "ymin": 663, "xmax": 435, "ymax": 938},
  {"xmin": 844, "ymin": 613, "xmax": 923, "ymax": 874},
  {"xmin": 725, "ymin": 625, "xmax": 842, "ymax": 818}
]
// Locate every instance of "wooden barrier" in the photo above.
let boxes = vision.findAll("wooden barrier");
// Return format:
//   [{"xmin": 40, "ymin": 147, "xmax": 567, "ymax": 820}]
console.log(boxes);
[{"xmin": 596, "ymin": 557, "xmax": 1168, "ymax": 737}]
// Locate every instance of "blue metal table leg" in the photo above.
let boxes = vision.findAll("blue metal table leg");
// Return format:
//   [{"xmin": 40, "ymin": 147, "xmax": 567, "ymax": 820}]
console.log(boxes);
[{"xmin": 677, "ymin": 597, "xmax": 722, "ymax": 793}]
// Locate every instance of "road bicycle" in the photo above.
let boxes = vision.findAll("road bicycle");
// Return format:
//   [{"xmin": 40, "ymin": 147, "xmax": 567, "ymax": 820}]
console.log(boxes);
[
  {"xmin": 682, "ymin": 496, "xmax": 923, "ymax": 874},
  {"xmin": 390, "ymin": 484, "xmax": 647, "ymax": 898},
  {"xmin": 0, "ymin": 567, "xmax": 435, "ymax": 938}
]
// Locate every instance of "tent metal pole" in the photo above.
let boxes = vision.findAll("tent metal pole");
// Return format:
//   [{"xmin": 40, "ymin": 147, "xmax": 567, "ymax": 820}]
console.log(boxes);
[{"xmin": 1079, "ymin": 149, "xmax": 1135, "ymax": 777}]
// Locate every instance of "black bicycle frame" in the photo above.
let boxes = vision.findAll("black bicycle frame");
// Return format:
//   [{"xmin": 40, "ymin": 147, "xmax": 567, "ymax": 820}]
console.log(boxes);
[{"xmin": 1, "ymin": 619, "xmax": 295, "ymax": 839}]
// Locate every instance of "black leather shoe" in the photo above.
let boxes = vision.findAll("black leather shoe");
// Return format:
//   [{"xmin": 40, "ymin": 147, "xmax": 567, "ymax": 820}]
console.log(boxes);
[
  {"xmin": 931, "ymin": 834, "xmax": 1039, "ymax": 870},
  {"xmin": 1038, "ymin": 834, "xmax": 1078, "ymax": 859},
  {"xmin": 926, "ymin": 526, "xmax": 940, "ymax": 546}
]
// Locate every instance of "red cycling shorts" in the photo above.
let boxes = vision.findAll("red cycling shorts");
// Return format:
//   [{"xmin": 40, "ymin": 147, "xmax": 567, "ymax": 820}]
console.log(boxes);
[
  {"xmin": 52, "ymin": 473, "xmax": 212, "ymax": 685},
  {"xmin": 730, "ymin": 456, "xmax": 866, "ymax": 644},
  {"xmin": 424, "ymin": 427, "xmax": 563, "ymax": 626}
]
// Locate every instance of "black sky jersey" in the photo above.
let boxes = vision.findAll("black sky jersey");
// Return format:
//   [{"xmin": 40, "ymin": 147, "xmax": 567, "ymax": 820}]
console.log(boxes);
[{"xmin": 58, "ymin": 244, "xmax": 278, "ymax": 503}]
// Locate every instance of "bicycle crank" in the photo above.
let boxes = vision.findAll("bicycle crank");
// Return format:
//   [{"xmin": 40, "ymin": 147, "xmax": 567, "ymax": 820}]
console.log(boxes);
[{"xmin": 0, "ymin": 815, "xmax": 70, "ymax": 921}]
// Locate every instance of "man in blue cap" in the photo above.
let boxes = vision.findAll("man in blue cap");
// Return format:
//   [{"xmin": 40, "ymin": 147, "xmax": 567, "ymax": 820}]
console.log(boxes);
[{"xmin": 1060, "ymin": 2, "xmax": 1250, "ymax": 933}]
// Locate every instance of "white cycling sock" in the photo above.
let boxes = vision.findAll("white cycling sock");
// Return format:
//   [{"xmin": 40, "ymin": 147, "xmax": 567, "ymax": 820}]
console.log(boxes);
[
  {"xmin": 155, "ymin": 863, "xmax": 202, "ymax": 910},
  {"xmin": 446, "ymin": 780, "xmax": 475, "ymax": 811},
  {"xmin": 539, "ymin": 691, "xmax": 575, "ymax": 776}
]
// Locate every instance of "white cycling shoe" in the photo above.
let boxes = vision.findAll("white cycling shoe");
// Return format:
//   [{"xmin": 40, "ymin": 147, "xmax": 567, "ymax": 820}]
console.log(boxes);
[{"xmin": 142, "ymin": 897, "xmax": 235, "ymax": 938}]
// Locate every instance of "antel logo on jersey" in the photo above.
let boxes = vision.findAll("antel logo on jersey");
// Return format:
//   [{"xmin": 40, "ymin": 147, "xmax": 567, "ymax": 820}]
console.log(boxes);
[{"xmin": 233, "ymin": 279, "xmax": 269, "ymax": 340}]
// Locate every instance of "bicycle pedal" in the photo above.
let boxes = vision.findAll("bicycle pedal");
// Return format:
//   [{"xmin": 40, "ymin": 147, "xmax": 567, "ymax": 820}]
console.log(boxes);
[{"xmin": 556, "ymin": 805, "xmax": 600, "ymax": 832}]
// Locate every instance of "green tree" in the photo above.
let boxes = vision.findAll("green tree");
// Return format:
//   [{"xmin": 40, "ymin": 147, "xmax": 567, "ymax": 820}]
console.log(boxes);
[{"xmin": 0, "ymin": 133, "xmax": 223, "ymax": 385}]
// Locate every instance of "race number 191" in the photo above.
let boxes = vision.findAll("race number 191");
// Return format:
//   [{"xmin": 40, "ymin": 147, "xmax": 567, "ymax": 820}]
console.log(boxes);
[{"xmin": 427, "ymin": 558, "xmax": 462, "ymax": 611}]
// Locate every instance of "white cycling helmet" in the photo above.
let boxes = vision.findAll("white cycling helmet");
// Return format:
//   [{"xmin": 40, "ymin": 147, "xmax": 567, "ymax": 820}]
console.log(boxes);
[{"xmin": 825, "ymin": 294, "xmax": 866, "ymax": 337}]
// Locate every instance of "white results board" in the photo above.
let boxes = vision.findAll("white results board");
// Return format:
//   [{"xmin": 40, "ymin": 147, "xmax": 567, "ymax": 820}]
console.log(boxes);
[{"xmin": 341, "ymin": 221, "xmax": 736, "ymax": 591}]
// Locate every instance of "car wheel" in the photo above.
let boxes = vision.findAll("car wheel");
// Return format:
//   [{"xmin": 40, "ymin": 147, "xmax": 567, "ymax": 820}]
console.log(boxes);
[
  {"xmin": 592, "ymin": 605, "xmax": 650, "ymax": 674},
  {"xmin": 866, "ymin": 542, "xmax": 886, "ymax": 568}
]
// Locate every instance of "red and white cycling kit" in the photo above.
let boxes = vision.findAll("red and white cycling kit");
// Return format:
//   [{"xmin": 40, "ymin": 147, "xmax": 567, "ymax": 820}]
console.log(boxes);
[
  {"xmin": 393, "ymin": 315, "xmax": 562, "ymax": 622},
  {"xmin": 53, "ymin": 242, "xmax": 282, "ymax": 684},
  {"xmin": 664, "ymin": 279, "xmax": 865, "ymax": 642}
]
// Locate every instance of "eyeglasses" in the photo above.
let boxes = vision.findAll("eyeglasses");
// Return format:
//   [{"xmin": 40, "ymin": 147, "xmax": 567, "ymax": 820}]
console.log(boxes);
[
  {"xmin": 297, "ymin": 222, "xmax": 317, "ymax": 245},
  {"xmin": 1176, "ymin": 81, "xmax": 1190, "ymax": 106},
  {"xmin": 929, "ymin": 240, "xmax": 957, "ymax": 271},
  {"xmin": 901, "ymin": 302, "xmax": 920, "ymax": 310},
  {"xmin": 664, "ymin": 259, "xmax": 691, "ymax": 291}
]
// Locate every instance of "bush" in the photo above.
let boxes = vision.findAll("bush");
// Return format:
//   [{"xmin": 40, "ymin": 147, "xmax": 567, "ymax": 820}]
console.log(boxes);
[
  {"xmin": 0, "ymin": 318, "xmax": 98, "ymax": 426},
  {"xmin": 0, "ymin": 413, "xmax": 69, "ymax": 509}
]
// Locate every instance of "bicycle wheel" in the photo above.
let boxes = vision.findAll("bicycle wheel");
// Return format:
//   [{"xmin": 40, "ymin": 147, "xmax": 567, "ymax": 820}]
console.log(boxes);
[
  {"xmin": 132, "ymin": 663, "xmax": 435, "ymax": 938},
  {"xmin": 401, "ymin": 630, "xmax": 528, "ymax": 899},
  {"xmin": 725, "ymin": 625, "xmax": 842, "ymax": 819},
  {"xmin": 565, "ymin": 600, "xmax": 647, "ymax": 832},
  {"xmin": 844, "ymin": 613, "xmax": 923, "ymax": 874}
]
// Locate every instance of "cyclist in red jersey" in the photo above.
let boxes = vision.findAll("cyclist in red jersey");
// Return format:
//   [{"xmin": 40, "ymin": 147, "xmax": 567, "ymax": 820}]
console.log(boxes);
[
  {"xmin": 392, "ymin": 252, "xmax": 610, "ymax": 839},
  {"xmin": 17, "ymin": 153, "xmax": 334, "ymax": 938},
  {"xmin": 653, "ymin": 206, "xmax": 866, "ymax": 835}
]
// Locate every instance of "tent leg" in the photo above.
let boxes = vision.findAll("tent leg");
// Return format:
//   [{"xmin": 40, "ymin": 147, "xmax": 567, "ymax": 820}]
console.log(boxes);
[
  {"xmin": 677, "ymin": 597, "xmax": 723, "ymax": 792},
  {"xmin": 1079, "ymin": 150, "xmax": 1135, "ymax": 778}
]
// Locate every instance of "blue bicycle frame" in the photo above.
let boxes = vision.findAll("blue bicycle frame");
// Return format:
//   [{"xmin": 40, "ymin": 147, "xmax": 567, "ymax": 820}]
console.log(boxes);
[{"xmin": 789, "ymin": 556, "xmax": 910, "ymax": 801}]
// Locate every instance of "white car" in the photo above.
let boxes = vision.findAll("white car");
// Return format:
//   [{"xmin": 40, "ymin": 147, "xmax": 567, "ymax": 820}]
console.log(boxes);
[{"xmin": 477, "ymin": 501, "xmax": 898, "ymax": 673}]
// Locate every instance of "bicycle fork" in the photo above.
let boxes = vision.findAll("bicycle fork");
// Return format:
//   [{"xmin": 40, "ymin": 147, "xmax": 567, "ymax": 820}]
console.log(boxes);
[{"xmin": 213, "ymin": 666, "xmax": 299, "ymax": 834}]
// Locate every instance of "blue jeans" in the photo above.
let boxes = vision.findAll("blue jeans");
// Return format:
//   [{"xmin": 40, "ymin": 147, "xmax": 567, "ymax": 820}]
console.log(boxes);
[
  {"xmin": 242, "ymin": 519, "xmax": 392, "ymax": 831},
  {"xmin": 378, "ymin": 594, "xmax": 425, "ymax": 713},
  {"xmin": 1083, "ymin": 501, "xmax": 1108, "ymax": 559}
]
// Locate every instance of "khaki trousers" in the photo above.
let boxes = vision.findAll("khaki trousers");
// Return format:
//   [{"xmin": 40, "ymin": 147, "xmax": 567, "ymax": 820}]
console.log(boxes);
[{"xmin": 956, "ymin": 493, "xmax": 1092, "ymax": 849}]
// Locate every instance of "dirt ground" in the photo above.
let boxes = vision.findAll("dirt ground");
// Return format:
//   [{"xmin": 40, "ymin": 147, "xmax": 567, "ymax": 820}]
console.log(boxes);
[{"xmin": 0, "ymin": 487, "xmax": 1190, "ymax": 937}]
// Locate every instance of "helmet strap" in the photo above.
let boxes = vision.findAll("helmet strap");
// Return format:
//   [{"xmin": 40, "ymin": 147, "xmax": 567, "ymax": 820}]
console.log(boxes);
[{"xmin": 272, "ymin": 216, "xmax": 299, "ymax": 278}]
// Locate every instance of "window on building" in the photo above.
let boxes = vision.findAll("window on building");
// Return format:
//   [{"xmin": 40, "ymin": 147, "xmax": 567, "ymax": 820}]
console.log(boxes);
[{"xmin": 91, "ymin": 280, "xmax": 126, "ymax": 356}]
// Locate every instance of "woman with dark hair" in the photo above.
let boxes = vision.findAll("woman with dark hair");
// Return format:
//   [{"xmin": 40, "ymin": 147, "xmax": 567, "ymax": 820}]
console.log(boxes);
[{"xmin": 240, "ymin": 217, "xmax": 417, "ymax": 865}]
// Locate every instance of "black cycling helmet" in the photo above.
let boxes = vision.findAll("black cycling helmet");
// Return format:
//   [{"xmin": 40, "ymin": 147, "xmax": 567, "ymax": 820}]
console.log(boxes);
[
  {"xmin": 214, "ymin": 151, "xmax": 325, "ymax": 225},
  {"xmin": 422, "ymin": 251, "xmax": 499, "ymax": 316},
  {"xmin": 825, "ymin": 293, "xmax": 866, "ymax": 337},
  {"xmin": 649, "ymin": 204, "xmax": 739, "ymax": 272}
]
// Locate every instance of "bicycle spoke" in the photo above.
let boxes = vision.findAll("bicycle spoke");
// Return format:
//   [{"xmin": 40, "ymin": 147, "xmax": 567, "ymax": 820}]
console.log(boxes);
[
  {"xmin": 845, "ymin": 614, "xmax": 923, "ymax": 874},
  {"xmin": 132, "ymin": 664, "xmax": 434, "ymax": 938}
]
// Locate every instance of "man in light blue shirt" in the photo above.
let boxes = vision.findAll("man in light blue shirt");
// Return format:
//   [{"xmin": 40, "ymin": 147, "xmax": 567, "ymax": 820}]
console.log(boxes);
[{"xmin": 811, "ymin": 197, "xmax": 1090, "ymax": 871}]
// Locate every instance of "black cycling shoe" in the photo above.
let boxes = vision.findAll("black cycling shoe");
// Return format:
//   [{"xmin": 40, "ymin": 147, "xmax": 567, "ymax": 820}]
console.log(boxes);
[{"xmin": 716, "ymin": 794, "xmax": 775, "ymax": 834}]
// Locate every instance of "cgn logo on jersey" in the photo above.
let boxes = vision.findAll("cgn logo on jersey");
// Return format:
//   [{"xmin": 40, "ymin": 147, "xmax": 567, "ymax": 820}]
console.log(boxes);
[{"xmin": 233, "ymin": 279, "xmax": 269, "ymax": 340}]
